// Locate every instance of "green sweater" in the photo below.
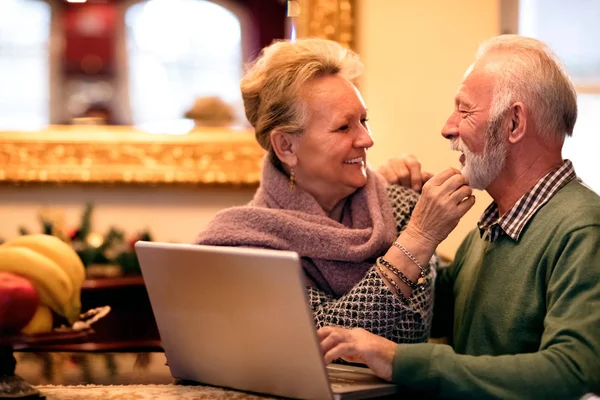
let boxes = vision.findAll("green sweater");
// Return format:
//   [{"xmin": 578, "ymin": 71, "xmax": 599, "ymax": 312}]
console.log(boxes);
[{"xmin": 392, "ymin": 180, "xmax": 600, "ymax": 399}]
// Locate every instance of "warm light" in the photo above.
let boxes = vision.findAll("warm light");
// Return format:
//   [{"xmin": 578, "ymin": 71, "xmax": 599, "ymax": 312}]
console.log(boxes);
[
  {"xmin": 126, "ymin": 0, "xmax": 244, "ymax": 125},
  {"xmin": 66, "ymin": 0, "xmax": 87, "ymax": 3},
  {"xmin": 287, "ymin": 0, "xmax": 299, "ymax": 41},
  {"xmin": 86, "ymin": 233, "xmax": 104, "ymax": 248}
]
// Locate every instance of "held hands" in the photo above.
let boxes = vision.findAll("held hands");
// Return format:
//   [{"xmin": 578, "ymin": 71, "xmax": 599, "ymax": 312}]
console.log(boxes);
[
  {"xmin": 318, "ymin": 326, "xmax": 397, "ymax": 382},
  {"xmin": 377, "ymin": 154, "xmax": 434, "ymax": 193},
  {"xmin": 404, "ymin": 168, "xmax": 475, "ymax": 248}
]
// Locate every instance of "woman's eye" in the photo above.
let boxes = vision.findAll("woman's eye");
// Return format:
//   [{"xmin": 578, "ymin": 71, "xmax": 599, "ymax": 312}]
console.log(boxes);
[
  {"xmin": 337, "ymin": 125, "xmax": 349, "ymax": 132},
  {"xmin": 361, "ymin": 118, "xmax": 369, "ymax": 125}
]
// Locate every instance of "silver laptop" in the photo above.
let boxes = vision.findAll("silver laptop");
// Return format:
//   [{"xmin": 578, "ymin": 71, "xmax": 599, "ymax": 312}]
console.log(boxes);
[{"xmin": 135, "ymin": 241, "xmax": 398, "ymax": 400}]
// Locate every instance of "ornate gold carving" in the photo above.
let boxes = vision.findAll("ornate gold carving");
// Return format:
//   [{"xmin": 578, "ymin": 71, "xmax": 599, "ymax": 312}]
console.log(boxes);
[
  {"xmin": 296, "ymin": 0, "xmax": 355, "ymax": 48},
  {"xmin": 0, "ymin": 127, "xmax": 265, "ymax": 186},
  {"xmin": 0, "ymin": 0, "xmax": 355, "ymax": 186}
]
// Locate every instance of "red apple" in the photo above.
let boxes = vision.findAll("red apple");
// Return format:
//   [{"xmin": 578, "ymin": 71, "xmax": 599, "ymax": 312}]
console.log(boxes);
[{"xmin": 0, "ymin": 272, "xmax": 40, "ymax": 333}]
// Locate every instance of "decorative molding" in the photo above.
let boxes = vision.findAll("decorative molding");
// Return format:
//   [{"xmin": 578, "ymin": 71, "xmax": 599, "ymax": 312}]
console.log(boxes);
[
  {"xmin": 297, "ymin": 0, "xmax": 355, "ymax": 48},
  {"xmin": 0, "ymin": 0, "xmax": 355, "ymax": 186},
  {"xmin": 0, "ymin": 127, "xmax": 265, "ymax": 186}
]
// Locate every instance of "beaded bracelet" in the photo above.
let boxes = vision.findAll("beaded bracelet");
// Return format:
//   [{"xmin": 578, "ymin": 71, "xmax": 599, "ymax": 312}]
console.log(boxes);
[
  {"xmin": 375, "ymin": 262, "xmax": 410, "ymax": 306},
  {"xmin": 393, "ymin": 241, "xmax": 429, "ymax": 286},
  {"xmin": 377, "ymin": 256, "xmax": 419, "ymax": 290}
]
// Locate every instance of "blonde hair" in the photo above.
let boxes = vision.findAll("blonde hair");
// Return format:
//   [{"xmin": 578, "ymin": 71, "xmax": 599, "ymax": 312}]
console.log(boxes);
[
  {"xmin": 475, "ymin": 34, "xmax": 577, "ymax": 141},
  {"xmin": 240, "ymin": 38, "xmax": 364, "ymax": 163}
]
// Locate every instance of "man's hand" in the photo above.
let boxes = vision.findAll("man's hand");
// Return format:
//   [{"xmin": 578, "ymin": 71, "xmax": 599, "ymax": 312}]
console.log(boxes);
[
  {"xmin": 377, "ymin": 154, "xmax": 434, "ymax": 193},
  {"xmin": 318, "ymin": 326, "xmax": 397, "ymax": 382}
]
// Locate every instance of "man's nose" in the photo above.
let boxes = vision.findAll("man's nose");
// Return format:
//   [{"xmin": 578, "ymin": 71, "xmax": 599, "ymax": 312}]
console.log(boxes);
[{"xmin": 442, "ymin": 114, "xmax": 459, "ymax": 140}]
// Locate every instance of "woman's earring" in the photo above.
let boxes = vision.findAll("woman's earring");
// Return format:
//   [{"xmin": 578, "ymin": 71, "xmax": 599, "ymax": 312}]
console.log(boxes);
[{"xmin": 289, "ymin": 169, "xmax": 296, "ymax": 191}]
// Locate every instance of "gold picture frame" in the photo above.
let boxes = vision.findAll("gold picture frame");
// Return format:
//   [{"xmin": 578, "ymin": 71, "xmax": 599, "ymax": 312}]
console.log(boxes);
[{"xmin": 0, "ymin": 0, "xmax": 355, "ymax": 186}]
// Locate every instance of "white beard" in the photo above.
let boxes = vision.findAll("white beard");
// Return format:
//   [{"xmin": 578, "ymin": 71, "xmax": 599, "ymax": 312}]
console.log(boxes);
[{"xmin": 451, "ymin": 118, "xmax": 508, "ymax": 190}]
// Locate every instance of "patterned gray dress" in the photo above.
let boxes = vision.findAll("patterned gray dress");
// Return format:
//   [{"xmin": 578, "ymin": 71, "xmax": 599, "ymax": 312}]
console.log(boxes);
[{"xmin": 307, "ymin": 185, "xmax": 437, "ymax": 344}]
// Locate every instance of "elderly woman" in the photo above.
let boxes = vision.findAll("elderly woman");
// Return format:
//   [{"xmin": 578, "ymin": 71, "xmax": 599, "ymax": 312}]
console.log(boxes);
[{"xmin": 196, "ymin": 38, "xmax": 473, "ymax": 343}]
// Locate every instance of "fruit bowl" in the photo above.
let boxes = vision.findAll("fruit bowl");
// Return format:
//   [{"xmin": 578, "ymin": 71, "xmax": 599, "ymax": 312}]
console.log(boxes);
[{"xmin": 0, "ymin": 306, "xmax": 110, "ymax": 399}]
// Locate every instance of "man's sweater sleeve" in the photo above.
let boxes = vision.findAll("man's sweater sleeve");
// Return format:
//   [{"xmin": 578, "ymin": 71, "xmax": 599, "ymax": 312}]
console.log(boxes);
[{"xmin": 392, "ymin": 226, "xmax": 600, "ymax": 399}]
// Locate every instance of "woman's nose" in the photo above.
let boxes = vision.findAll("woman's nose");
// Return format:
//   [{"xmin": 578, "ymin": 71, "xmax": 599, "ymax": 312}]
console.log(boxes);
[{"xmin": 355, "ymin": 126, "xmax": 374, "ymax": 148}]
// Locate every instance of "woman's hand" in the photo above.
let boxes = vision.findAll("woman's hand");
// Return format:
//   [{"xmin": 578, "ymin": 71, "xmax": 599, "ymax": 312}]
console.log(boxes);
[
  {"xmin": 403, "ymin": 168, "xmax": 475, "ymax": 248},
  {"xmin": 377, "ymin": 154, "xmax": 433, "ymax": 193}
]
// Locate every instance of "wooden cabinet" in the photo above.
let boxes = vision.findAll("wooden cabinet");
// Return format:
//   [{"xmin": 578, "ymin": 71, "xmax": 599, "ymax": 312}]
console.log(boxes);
[
  {"xmin": 79, "ymin": 276, "xmax": 162, "ymax": 351},
  {"xmin": 15, "ymin": 276, "xmax": 162, "ymax": 352}
]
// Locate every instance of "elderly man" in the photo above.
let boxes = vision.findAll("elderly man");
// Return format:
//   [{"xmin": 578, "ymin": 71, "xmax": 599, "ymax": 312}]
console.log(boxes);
[{"xmin": 319, "ymin": 35, "xmax": 600, "ymax": 399}]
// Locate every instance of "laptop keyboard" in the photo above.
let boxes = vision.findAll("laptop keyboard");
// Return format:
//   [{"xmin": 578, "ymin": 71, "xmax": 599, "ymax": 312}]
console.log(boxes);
[
  {"xmin": 329, "ymin": 375, "xmax": 360, "ymax": 387},
  {"xmin": 327, "ymin": 365, "xmax": 382, "ymax": 388},
  {"xmin": 329, "ymin": 375, "xmax": 360, "ymax": 383},
  {"xmin": 325, "ymin": 365, "xmax": 399, "ymax": 397}
]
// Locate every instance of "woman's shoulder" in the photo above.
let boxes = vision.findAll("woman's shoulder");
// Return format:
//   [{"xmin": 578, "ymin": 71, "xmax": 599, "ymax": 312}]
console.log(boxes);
[
  {"xmin": 386, "ymin": 185, "xmax": 419, "ymax": 233},
  {"xmin": 386, "ymin": 184, "xmax": 419, "ymax": 207}
]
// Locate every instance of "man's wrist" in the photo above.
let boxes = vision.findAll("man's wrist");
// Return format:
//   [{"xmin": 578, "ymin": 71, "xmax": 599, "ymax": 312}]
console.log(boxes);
[{"xmin": 372, "ymin": 342, "xmax": 398, "ymax": 382}]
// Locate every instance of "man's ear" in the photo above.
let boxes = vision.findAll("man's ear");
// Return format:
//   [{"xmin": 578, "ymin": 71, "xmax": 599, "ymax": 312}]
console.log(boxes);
[
  {"xmin": 271, "ymin": 130, "xmax": 298, "ymax": 167},
  {"xmin": 507, "ymin": 102, "xmax": 527, "ymax": 144}
]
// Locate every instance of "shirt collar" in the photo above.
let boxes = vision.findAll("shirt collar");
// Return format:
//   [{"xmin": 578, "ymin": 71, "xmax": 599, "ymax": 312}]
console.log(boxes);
[{"xmin": 477, "ymin": 160, "xmax": 576, "ymax": 242}]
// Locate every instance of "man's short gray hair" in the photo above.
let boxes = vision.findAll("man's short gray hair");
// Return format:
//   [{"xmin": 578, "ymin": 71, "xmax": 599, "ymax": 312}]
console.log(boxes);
[
  {"xmin": 475, "ymin": 34, "xmax": 578, "ymax": 141},
  {"xmin": 240, "ymin": 38, "xmax": 364, "ymax": 164}
]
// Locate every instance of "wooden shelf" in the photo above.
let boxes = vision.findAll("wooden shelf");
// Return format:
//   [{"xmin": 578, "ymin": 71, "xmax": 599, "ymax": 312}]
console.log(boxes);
[{"xmin": 82, "ymin": 275, "xmax": 146, "ymax": 290}]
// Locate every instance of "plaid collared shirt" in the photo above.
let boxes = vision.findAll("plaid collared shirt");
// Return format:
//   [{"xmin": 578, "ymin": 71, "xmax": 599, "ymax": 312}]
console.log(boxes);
[{"xmin": 477, "ymin": 160, "xmax": 577, "ymax": 242}]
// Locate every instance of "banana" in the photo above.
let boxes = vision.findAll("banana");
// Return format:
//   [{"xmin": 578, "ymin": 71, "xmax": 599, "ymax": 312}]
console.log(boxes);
[
  {"xmin": 3, "ymin": 234, "xmax": 85, "ymax": 323},
  {"xmin": 0, "ymin": 246, "xmax": 73, "ymax": 318},
  {"xmin": 21, "ymin": 305, "xmax": 53, "ymax": 335}
]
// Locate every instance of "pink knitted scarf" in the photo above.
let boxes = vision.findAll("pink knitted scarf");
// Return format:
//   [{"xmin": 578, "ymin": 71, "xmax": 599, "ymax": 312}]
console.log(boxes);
[{"xmin": 196, "ymin": 157, "xmax": 397, "ymax": 297}]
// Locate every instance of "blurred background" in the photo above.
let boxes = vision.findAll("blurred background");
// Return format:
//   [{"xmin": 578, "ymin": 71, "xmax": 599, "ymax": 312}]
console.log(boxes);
[{"xmin": 0, "ymin": 0, "xmax": 598, "ymax": 260}]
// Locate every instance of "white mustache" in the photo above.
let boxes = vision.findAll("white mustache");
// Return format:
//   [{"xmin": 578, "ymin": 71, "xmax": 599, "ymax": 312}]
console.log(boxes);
[{"xmin": 450, "ymin": 139, "xmax": 466, "ymax": 153}]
